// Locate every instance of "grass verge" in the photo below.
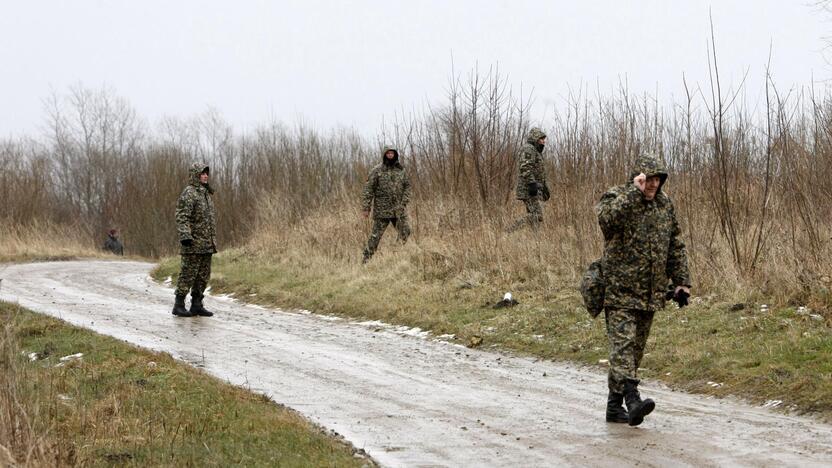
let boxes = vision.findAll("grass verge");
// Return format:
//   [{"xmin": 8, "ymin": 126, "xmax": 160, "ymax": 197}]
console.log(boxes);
[
  {"xmin": 154, "ymin": 247, "xmax": 832, "ymax": 421},
  {"xmin": 0, "ymin": 222, "xmax": 114, "ymax": 263},
  {"xmin": 0, "ymin": 301, "xmax": 373, "ymax": 467}
]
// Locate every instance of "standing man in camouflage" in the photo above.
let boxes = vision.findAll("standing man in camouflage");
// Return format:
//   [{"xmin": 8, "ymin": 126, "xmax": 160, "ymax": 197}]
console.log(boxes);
[
  {"xmin": 595, "ymin": 152, "xmax": 691, "ymax": 426},
  {"xmin": 508, "ymin": 127, "xmax": 550, "ymax": 232},
  {"xmin": 172, "ymin": 163, "xmax": 217, "ymax": 318},
  {"xmin": 361, "ymin": 145, "xmax": 411, "ymax": 263}
]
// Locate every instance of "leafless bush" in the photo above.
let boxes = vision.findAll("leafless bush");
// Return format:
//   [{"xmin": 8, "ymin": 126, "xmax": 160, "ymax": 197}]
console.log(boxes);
[{"xmin": 2, "ymin": 69, "xmax": 831, "ymax": 306}]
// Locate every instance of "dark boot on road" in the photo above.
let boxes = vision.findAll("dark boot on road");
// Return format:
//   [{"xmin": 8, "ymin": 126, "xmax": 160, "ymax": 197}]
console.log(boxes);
[
  {"xmin": 624, "ymin": 379, "xmax": 655, "ymax": 426},
  {"xmin": 172, "ymin": 294, "xmax": 192, "ymax": 317},
  {"xmin": 606, "ymin": 390, "xmax": 629, "ymax": 423},
  {"xmin": 190, "ymin": 295, "xmax": 213, "ymax": 317}
]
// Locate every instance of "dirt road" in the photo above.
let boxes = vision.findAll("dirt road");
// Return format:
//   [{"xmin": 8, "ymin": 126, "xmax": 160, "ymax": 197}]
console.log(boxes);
[{"xmin": 2, "ymin": 260, "xmax": 831, "ymax": 467}]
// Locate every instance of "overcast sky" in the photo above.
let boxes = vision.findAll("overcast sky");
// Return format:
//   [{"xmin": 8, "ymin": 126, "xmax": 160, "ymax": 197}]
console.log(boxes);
[{"xmin": 1, "ymin": 0, "xmax": 829, "ymax": 138}]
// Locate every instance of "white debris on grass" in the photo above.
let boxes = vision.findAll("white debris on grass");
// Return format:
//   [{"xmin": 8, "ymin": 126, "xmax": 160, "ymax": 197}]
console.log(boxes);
[
  {"xmin": 163, "ymin": 276, "xmax": 172, "ymax": 285},
  {"xmin": 27, "ymin": 352, "xmax": 39, "ymax": 361},
  {"xmin": 214, "ymin": 293, "xmax": 236, "ymax": 302},
  {"xmin": 393, "ymin": 326, "xmax": 430, "ymax": 339},
  {"xmin": 598, "ymin": 359, "xmax": 609, "ymax": 365},
  {"xmin": 60, "ymin": 353, "xmax": 83, "ymax": 362},
  {"xmin": 762, "ymin": 399, "xmax": 783, "ymax": 409},
  {"xmin": 354, "ymin": 320, "xmax": 431, "ymax": 339},
  {"xmin": 57, "ymin": 394, "xmax": 72, "ymax": 401},
  {"xmin": 707, "ymin": 381, "xmax": 724, "ymax": 388},
  {"xmin": 503, "ymin": 292, "xmax": 512, "ymax": 302},
  {"xmin": 436, "ymin": 334, "xmax": 456, "ymax": 340},
  {"xmin": 55, "ymin": 353, "xmax": 83, "ymax": 367},
  {"xmin": 355, "ymin": 320, "xmax": 387, "ymax": 328}
]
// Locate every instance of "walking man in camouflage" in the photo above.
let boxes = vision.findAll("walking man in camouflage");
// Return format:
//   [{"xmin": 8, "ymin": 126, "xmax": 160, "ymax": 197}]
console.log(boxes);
[
  {"xmin": 361, "ymin": 146, "xmax": 411, "ymax": 263},
  {"xmin": 508, "ymin": 127, "xmax": 550, "ymax": 232},
  {"xmin": 595, "ymin": 152, "xmax": 691, "ymax": 426},
  {"xmin": 172, "ymin": 163, "xmax": 217, "ymax": 317}
]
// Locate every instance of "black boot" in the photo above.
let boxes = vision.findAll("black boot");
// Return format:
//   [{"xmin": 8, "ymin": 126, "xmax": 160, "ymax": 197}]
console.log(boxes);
[
  {"xmin": 606, "ymin": 390, "xmax": 629, "ymax": 423},
  {"xmin": 624, "ymin": 379, "xmax": 655, "ymax": 426},
  {"xmin": 189, "ymin": 295, "xmax": 213, "ymax": 317},
  {"xmin": 172, "ymin": 294, "xmax": 193, "ymax": 317}
]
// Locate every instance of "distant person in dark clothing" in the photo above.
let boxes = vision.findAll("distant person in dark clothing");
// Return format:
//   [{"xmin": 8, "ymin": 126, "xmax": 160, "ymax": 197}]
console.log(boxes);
[{"xmin": 103, "ymin": 229, "xmax": 124, "ymax": 255}]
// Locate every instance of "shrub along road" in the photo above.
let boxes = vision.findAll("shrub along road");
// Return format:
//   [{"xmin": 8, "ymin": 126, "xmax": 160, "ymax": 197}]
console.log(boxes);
[{"xmin": 1, "ymin": 260, "xmax": 831, "ymax": 466}]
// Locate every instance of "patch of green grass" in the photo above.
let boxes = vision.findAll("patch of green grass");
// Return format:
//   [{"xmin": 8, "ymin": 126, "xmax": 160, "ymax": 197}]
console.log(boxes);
[
  {"xmin": 154, "ymin": 249, "xmax": 832, "ymax": 421},
  {"xmin": 0, "ymin": 302, "xmax": 372, "ymax": 467}
]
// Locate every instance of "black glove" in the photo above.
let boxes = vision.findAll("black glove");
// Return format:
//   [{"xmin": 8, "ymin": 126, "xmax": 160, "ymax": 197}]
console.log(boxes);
[
  {"xmin": 666, "ymin": 288, "xmax": 690, "ymax": 308},
  {"xmin": 540, "ymin": 184, "xmax": 550, "ymax": 201},
  {"xmin": 181, "ymin": 239, "xmax": 193, "ymax": 247},
  {"xmin": 527, "ymin": 182, "xmax": 539, "ymax": 197}
]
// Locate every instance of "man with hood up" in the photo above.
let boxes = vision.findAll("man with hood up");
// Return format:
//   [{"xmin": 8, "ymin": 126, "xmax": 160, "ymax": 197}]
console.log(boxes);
[
  {"xmin": 102, "ymin": 229, "xmax": 124, "ymax": 255},
  {"xmin": 361, "ymin": 145, "xmax": 412, "ymax": 263},
  {"xmin": 508, "ymin": 127, "xmax": 550, "ymax": 232},
  {"xmin": 172, "ymin": 163, "xmax": 217, "ymax": 318},
  {"xmin": 595, "ymin": 152, "xmax": 691, "ymax": 426}
]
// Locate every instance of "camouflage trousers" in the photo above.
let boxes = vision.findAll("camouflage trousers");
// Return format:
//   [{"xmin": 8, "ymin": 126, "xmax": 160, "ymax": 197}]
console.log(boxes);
[
  {"xmin": 175, "ymin": 253, "xmax": 213, "ymax": 297},
  {"xmin": 363, "ymin": 216, "xmax": 411, "ymax": 260},
  {"xmin": 605, "ymin": 307, "xmax": 655, "ymax": 393},
  {"xmin": 507, "ymin": 197, "xmax": 543, "ymax": 232}
]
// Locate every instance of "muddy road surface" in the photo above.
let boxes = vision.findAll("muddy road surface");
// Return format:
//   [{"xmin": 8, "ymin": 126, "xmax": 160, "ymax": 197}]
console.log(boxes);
[{"xmin": 2, "ymin": 260, "xmax": 831, "ymax": 467}]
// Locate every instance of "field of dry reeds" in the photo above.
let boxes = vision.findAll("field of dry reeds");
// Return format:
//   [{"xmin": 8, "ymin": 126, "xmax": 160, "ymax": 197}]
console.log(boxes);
[{"xmin": 3, "ymin": 67, "xmax": 831, "ymax": 309}]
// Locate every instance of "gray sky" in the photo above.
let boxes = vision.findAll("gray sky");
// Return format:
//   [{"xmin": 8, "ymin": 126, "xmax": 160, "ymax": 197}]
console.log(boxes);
[{"xmin": 1, "ymin": 0, "xmax": 829, "ymax": 138}]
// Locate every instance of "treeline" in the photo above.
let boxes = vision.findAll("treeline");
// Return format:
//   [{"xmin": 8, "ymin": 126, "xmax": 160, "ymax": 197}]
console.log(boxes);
[{"xmin": 2, "ymin": 68, "xmax": 831, "ymax": 303}]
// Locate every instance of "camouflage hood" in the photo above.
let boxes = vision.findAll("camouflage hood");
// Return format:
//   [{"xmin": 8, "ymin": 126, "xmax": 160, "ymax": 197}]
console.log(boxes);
[
  {"xmin": 188, "ymin": 163, "xmax": 214, "ymax": 193},
  {"xmin": 629, "ymin": 152, "xmax": 668, "ymax": 192},
  {"xmin": 382, "ymin": 145, "xmax": 401, "ymax": 167},
  {"xmin": 525, "ymin": 127, "xmax": 547, "ymax": 146}
]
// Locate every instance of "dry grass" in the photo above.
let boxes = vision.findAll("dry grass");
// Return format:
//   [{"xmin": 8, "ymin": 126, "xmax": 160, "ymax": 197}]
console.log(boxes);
[
  {"xmin": 0, "ymin": 302, "xmax": 373, "ymax": 467},
  {"xmin": 0, "ymin": 222, "xmax": 109, "ymax": 263},
  {"xmin": 0, "ymin": 308, "xmax": 52, "ymax": 466}
]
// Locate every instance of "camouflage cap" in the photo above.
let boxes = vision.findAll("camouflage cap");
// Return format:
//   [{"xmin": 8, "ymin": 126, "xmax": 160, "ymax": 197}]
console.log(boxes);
[
  {"xmin": 189, "ymin": 162, "xmax": 210, "ymax": 186},
  {"xmin": 630, "ymin": 152, "xmax": 668, "ymax": 188},
  {"xmin": 526, "ymin": 127, "xmax": 547, "ymax": 145}
]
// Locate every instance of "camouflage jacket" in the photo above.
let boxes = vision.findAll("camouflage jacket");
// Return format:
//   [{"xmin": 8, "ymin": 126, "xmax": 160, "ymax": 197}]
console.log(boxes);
[
  {"xmin": 515, "ymin": 127, "xmax": 548, "ymax": 200},
  {"xmin": 176, "ymin": 163, "xmax": 217, "ymax": 254},
  {"xmin": 362, "ymin": 146, "xmax": 412, "ymax": 219},
  {"xmin": 595, "ymin": 153, "xmax": 690, "ymax": 312}
]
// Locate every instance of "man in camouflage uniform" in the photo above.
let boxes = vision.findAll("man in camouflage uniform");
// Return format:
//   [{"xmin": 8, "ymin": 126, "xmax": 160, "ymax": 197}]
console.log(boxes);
[
  {"xmin": 508, "ymin": 127, "xmax": 550, "ymax": 232},
  {"xmin": 361, "ymin": 146, "xmax": 412, "ymax": 263},
  {"xmin": 172, "ymin": 163, "xmax": 217, "ymax": 317},
  {"xmin": 595, "ymin": 152, "xmax": 691, "ymax": 426}
]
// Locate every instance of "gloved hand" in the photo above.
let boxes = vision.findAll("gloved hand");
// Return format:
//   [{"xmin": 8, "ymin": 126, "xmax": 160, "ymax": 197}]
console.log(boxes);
[
  {"xmin": 181, "ymin": 239, "xmax": 193, "ymax": 247},
  {"xmin": 666, "ymin": 288, "xmax": 690, "ymax": 308},
  {"xmin": 540, "ymin": 184, "xmax": 550, "ymax": 201},
  {"xmin": 527, "ymin": 182, "xmax": 539, "ymax": 197}
]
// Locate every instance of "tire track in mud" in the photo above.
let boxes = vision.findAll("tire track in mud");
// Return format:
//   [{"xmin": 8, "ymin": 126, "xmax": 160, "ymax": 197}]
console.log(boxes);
[{"xmin": 2, "ymin": 260, "xmax": 831, "ymax": 467}]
